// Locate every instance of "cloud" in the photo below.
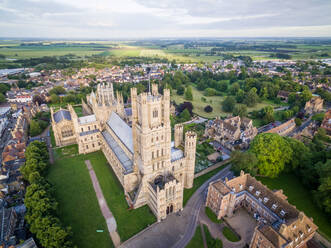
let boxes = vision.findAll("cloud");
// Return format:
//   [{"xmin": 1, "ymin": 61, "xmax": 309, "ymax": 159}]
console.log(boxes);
[{"xmin": 0, "ymin": 0, "xmax": 330, "ymax": 38}]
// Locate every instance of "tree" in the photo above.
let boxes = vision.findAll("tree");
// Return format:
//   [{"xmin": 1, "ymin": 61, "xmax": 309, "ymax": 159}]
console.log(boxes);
[
  {"xmin": 230, "ymin": 82, "xmax": 240, "ymax": 95},
  {"xmin": 178, "ymin": 109, "xmax": 191, "ymax": 122},
  {"xmin": 249, "ymin": 133, "xmax": 293, "ymax": 178},
  {"xmin": 233, "ymin": 104, "xmax": 247, "ymax": 117},
  {"xmin": 177, "ymin": 86, "xmax": 185, "ymax": 95},
  {"xmin": 204, "ymin": 88, "xmax": 217, "ymax": 96},
  {"xmin": 231, "ymin": 150, "xmax": 258, "ymax": 175},
  {"xmin": 244, "ymin": 88, "xmax": 259, "ymax": 107},
  {"xmin": 295, "ymin": 118, "xmax": 302, "ymax": 126},
  {"xmin": 29, "ymin": 120, "xmax": 42, "ymax": 137},
  {"xmin": 184, "ymin": 86, "xmax": 193, "ymax": 100},
  {"xmin": 204, "ymin": 105, "xmax": 213, "ymax": 113},
  {"xmin": 177, "ymin": 102, "xmax": 193, "ymax": 115},
  {"xmin": 0, "ymin": 93, "xmax": 6, "ymax": 103},
  {"xmin": 222, "ymin": 96, "xmax": 236, "ymax": 112},
  {"xmin": 50, "ymin": 94, "xmax": 60, "ymax": 104},
  {"xmin": 49, "ymin": 86, "xmax": 66, "ymax": 95}
]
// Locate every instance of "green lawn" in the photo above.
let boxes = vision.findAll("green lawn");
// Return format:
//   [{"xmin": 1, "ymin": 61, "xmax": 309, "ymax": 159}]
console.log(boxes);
[
  {"xmin": 258, "ymin": 174, "xmax": 331, "ymax": 240},
  {"xmin": 73, "ymin": 105, "xmax": 84, "ymax": 117},
  {"xmin": 49, "ymin": 127, "xmax": 56, "ymax": 147},
  {"xmin": 183, "ymin": 162, "xmax": 230, "ymax": 206},
  {"xmin": 205, "ymin": 207, "xmax": 222, "ymax": 224},
  {"xmin": 47, "ymin": 149, "xmax": 113, "ymax": 248},
  {"xmin": 88, "ymin": 152, "xmax": 156, "ymax": 241},
  {"xmin": 171, "ymin": 86, "xmax": 279, "ymax": 119},
  {"xmin": 48, "ymin": 148, "xmax": 156, "ymax": 247},
  {"xmin": 222, "ymin": 226, "xmax": 240, "ymax": 242},
  {"xmin": 186, "ymin": 226, "xmax": 204, "ymax": 248},
  {"xmin": 204, "ymin": 225, "xmax": 223, "ymax": 247}
]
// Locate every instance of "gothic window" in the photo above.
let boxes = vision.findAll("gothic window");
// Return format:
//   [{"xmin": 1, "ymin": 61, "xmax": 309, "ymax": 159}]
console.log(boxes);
[
  {"xmin": 153, "ymin": 109, "xmax": 158, "ymax": 118},
  {"xmin": 61, "ymin": 126, "xmax": 73, "ymax": 138},
  {"xmin": 152, "ymin": 151, "xmax": 154, "ymax": 159},
  {"xmin": 156, "ymin": 136, "xmax": 158, "ymax": 141},
  {"xmin": 151, "ymin": 138, "xmax": 153, "ymax": 143},
  {"xmin": 86, "ymin": 145, "xmax": 89, "ymax": 149},
  {"xmin": 88, "ymin": 126, "xmax": 90, "ymax": 131},
  {"xmin": 81, "ymin": 128, "xmax": 83, "ymax": 132},
  {"xmin": 157, "ymin": 150, "xmax": 159, "ymax": 157},
  {"xmin": 94, "ymin": 125, "xmax": 97, "ymax": 129},
  {"xmin": 172, "ymin": 166, "xmax": 174, "ymax": 172},
  {"xmin": 92, "ymin": 143, "xmax": 95, "ymax": 148}
]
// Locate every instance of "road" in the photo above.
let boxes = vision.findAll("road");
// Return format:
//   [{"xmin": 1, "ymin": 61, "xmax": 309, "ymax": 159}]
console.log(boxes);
[
  {"xmin": 120, "ymin": 165, "xmax": 232, "ymax": 248},
  {"xmin": 287, "ymin": 117, "xmax": 312, "ymax": 137}
]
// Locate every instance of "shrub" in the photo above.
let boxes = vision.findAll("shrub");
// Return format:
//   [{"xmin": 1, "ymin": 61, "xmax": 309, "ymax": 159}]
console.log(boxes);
[{"xmin": 204, "ymin": 105, "xmax": 213, "ymax": 113}]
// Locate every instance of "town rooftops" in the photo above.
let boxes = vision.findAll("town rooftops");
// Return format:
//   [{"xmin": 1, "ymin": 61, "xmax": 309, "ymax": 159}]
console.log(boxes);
[
  {"xmin": 107, "ymin": 112, "xmax": 133, "ymax": 154},
  {"xmin": 53, "ymin": 109, "xmax": 71, "ymax": 123}
]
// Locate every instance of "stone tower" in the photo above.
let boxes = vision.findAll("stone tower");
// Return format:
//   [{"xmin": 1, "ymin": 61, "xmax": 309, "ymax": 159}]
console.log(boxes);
[
  {"xmin": 116, "ymin": 91, "xmax": 125, "ymax": 119},
  {"xmin": 184, "ymin": 131, "xmax": 197, "ymax": 188},
  {"xmin": 130, "ymin": 84, "xmax": 172, "ymax": 206},
  {"xmin": 174, "ymin": 124, "xmax": 183, "ymax": 148}
]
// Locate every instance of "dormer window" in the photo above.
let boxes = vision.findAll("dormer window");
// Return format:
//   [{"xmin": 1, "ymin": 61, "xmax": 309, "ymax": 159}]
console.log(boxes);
[
  {"xmin": 239, "ymin": 184, "xmax": 243, "ymax": 190},
  {"xmin": 295, "ymin": 236, "xmax": 299, "ymax": 242},
  {"xmin": 272, "ymin": 204, "xmax": 277, "ymax": 210},
  {"xmin": 249, "ymin": 186, "xmax": 254, "ymax": 191},
  {"xmin": 264, "ymin": 197, "xmax": 269, "ymax": 203},
  {"xmin": 232, "ymin": 187, "xmax": 236, "ymax": 192},
  {"xmin": 280, "ymin": 210, "xmax": 286, "ymax": 216},
  {"xmin": 299, "ymin": 232, "xmax": 304, "ymax": 238},
  {"xmin": 307, "ymin": 225, "xmax": 311, "ymax": 232},
  {"xmin": 289, "ymin": 241, "xmax": 293, "ymax": 247},
  {"xmin": 256, "ymin": 191, "xmax": 261, "ymax": 196},
  {"xmin": 293, "ymin": 224, "xmax": 297, "ymax": 229}
]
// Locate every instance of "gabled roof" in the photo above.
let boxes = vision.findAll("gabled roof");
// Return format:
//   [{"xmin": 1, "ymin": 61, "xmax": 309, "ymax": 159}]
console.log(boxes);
[
  {"xmin": 78, "ymin": 115, "xmax": 96, "ymax": 124},
  {"xmin": 107, "ymin": 112, "xmax": 133, "ymax": 154},
  {"xmin": 53, "ymin": 109, "xmax": 71, "ymax": 123}
]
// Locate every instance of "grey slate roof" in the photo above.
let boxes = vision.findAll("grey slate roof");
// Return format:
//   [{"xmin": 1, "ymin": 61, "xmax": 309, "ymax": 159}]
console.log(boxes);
[
  {"xmin": 53, "ymin": 109, "xmax": 71, "ymax": 123},
  {"xmin": 107, "ymin": 112, "xmax": 133, "ymax": 154},
  {"xmin": 125, "ymin": 108, "xmax": 132, "ymax": 116},
  {"xmin": 171, "ymin": 141, "xmax": 184, "ymax": 162},
  {"xmin": 102, "ymin": 130, "xmax": 133, "ymax": 174},
  {"xmin": 79, "ymin": 114, "xmax": 96, "ymax": 124}
]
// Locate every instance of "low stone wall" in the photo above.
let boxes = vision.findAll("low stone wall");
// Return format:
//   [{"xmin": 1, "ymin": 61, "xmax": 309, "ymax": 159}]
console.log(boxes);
[{"xmin": 194, "ymin": 159, "xmax": 232, "ymax": 178}]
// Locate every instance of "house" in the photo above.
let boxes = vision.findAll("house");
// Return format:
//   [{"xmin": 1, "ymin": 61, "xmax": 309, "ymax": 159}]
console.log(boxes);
[
  {"xmin": 304, "ymin": 96, "xmax": 323, "ymax": 114},
  {"xmin": 204, "ymin": 116, "xmax": 258, "ymax": 150},
  {"xmin": 0, "ymin": 207, "xmax": 17, "ymax": 246},
  {"xmin": 321, "ymin": 109, "xmax": 331, "ymax": 135},
  {"xmin": 206, "ymin": 171, "xmax": 317, "ymax": 248},
  {"xmin": 277, "ymin": 90, "xmax": 290, "ymax": 102},
  {"xmin": 265, "ymin": 118, "xmax": 296, "ymax": 136}
]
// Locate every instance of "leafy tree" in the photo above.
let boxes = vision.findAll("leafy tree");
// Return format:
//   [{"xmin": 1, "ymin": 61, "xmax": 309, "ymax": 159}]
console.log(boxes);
[
  {"xmin": 222, "ymin": 96, "xmax": 236, "ymax": 112},
  {"xmin": 249, "ymin": 133, "xmax": 292, "ymax": 178},
  {"xmin": 231, "ymin": 150, "xmax": 258, "ymax": 175},
  {"xmin": 233, "ymin": 104, "xmax": 247, "ymax": 117},
  {"xmin": 184, "ymin": 86, "xmax": 193, "ymax": 100},
  {"xmin": 177, "ymin": 85, "xmax": 185, "ymax": 95},
  {"xmin": 50, "ymin": 94, "xmax": 60, "ymax": 104},
  {"xmin": 235, "ymin": 89, "xmax": 245, "ymax": 103},
  {"xmin": 29, "ymin": 120, "xmax": 42, "ymax": 137},
  {"xmin": 204, "ymin": 105, "xmax": 213, "ymax": 113},
  {"xmin": 49, "ymin": 86, "xmax": 66, "ymax": 95},
  {"xmin": 295, "ymin": 118, "xmax": 302, "ymax": 126},
  {"xmin": 230, "ymin": 82, "xmax": 240, "ymax": 95},
  {"xmin": 0, "ymin": 93, "xmax": 6, "ymax": 103},
  {"xmin": 178, "ymin": 109, "xmax": 191, "ymax": 122},
  {"xmin": 244, "ymin": 88, "xmax": 259, "ymax": 107},
  {"xmin": 204, "ymin": 88, "xmax": 217, "ymax": 96},
  {"xmin": 177, "ymin": 101, "xmax": 193, "ymax": 115}
]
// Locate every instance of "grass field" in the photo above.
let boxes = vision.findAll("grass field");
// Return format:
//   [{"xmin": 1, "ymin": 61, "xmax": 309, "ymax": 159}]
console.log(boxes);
[
  {"xmin": 48, "ymin": 146, "xmax": 113, "ymax": 248},
  {"xmin": 88, "ymin": 151, "xmax": 156, "ymax": 241},
  {"xmin": 48, "ymin": 145, "xmax": 156, "ymax": 247},
  {"xmin": 222, "ymin": 226, "xmax": 240, "ymax": 242},
  {"xmin": 258, "ymin": 174, "xmax": 331, "ymax": 240},
  {"xmin": 171, "ymin": 86, "xmax": 279, "ymax": 119},
  {"xmin": 205, "ymin": 207, "xmax": 222, "ymax": 224},
  {"xmin": 204, "ymin": 225, "xmax": 223, "ymax": 247},
  {"xmin": 73, "ymin": 105, "xmax": 84, "ymax": 117},
  {"xmin": 186, "ymin": 226, "xmax": 204, "ymax": 248}
]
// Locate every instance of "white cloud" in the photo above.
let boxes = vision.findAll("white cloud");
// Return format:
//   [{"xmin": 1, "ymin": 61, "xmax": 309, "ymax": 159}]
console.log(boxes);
[{"xmin": 0, "ymin": 0, "xmax": 330, "ymax": 38}]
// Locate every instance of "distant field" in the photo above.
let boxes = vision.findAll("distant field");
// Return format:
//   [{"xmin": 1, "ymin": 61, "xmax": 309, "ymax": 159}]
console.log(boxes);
[{"xmin": 171, "ymin": 86, "xmax": 279, "ymax": 119}]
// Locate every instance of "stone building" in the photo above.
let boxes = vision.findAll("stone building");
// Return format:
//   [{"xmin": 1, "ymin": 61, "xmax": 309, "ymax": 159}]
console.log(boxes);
[
  {"xmin": 265, "ymin": 118, "xmax": 296, "ymax": 136},
  {"xmin": 304, "ymin": 96, "xmax": 323, "ymax": 114},
  {"xmin": 204, "ymin": 116, "xmax": 257, "ymax": 149},
  {"xmin": 51, "ymin": 83, "xmax": 197, "ymax": 221},
  {"xmin": 321, "ymin": 109, "xmax": 331, "ymax": 135},
  {"xmin": 206, "ymin": 171, "xmax": 317, "ymax": 248}
]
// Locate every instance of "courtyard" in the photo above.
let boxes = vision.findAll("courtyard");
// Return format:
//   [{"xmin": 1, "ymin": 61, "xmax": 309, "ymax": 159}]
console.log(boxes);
[{"xmin": 47, "ymin": 146, "xmax": 155, "ymax": 248}]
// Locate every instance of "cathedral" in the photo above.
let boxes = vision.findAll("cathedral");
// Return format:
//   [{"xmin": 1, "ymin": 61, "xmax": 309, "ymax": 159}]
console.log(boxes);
[{"xmin": 51, "ymin": 83, "xmax": 197, "ymax": 221}]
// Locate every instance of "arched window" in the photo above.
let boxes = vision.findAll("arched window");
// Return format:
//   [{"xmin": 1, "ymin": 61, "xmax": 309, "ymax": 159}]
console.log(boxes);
[{"xmin": 153, "ymin": 109, "xmax": 158, "ymax": 118}]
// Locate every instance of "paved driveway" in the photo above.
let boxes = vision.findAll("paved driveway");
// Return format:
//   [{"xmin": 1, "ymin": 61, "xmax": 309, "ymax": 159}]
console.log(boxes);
[{"xmin": 120, "ymin": 165, "xmax": 232, "ymax": 248}]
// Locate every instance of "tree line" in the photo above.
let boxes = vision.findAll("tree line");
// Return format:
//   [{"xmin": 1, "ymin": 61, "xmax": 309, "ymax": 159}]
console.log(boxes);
[{"xmin": 21, "ymin": 141, "xmax": 73, "ymax": 248}]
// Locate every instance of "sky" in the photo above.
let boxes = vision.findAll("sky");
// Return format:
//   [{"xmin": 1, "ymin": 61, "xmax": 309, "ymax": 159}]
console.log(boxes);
[{"xmin": 1, "ymin": 0, "xmax": 331, "ymax": 38}]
